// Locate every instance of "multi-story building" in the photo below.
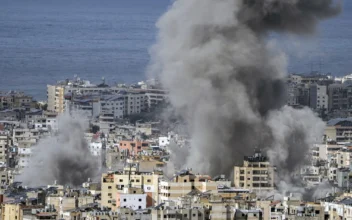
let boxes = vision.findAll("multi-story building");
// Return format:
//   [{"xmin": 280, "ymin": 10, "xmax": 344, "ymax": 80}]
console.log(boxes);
[
  {"xmin": 0, "ymin": 91, "xmax": 34, "ymax": 110},
  {"xmin": 17, "ymin": 139, "xmax": 36, "ymax": 169},
  {"xmin": 286, "ymin": 83, "xmax": 310, "ymax": 107},
  {"xmin": 12, "ymin": 128, "xmax": 39, "ymax": 145},
  {"xmin": 144, "ymin": 90, "xmax": 167, "ymax": 111},
  {"xmin": 310, "ymin": 84, "xmax": 328, "ymax": 110},
  {"xmin": 100, "ymin": 95, "xmax": 125, "ymax": 119},
  {"xmin": 47, "ymin": 85, "xmax": 65, "ymax": 113},
  {"xmin": 325, "ymin": 118, "xmax": 352, "ymax": 143},
  {"xmin": 328, "ymin": 84, "xmax": 352, "ymax": 112},
  {"xmin": 101, "ymin": 164, "xmax": 160, "ymax": 210},
  {"xmin": 118, "ymin": 140, "xmax": 149, "ymax": 156},
  {"xmin": 105, "ymin": 146, "xmax": 121, "ymax": 170},
  {"xmin": 152, "ymin": 200, "xmax": 208, "ymax": 220},
  {"xmin": 233, "ymin": 152, "xmax": 275, "ymax": 191},
  {"xmin": 159, "ymin": 170, "xmax": 231, "ymax": 203},
  {"xmin": 116, "ymin": 187, "xmax": 147, "ymax": 210},
  {"xmin": 48, "ymin": 77, "xmax": 168, "ymax": 115},
  {"xmin": 0, "ymin": 133, "xmax": 10, "ymax": 165},
  {"xmin": 123, "ymin": 92, "xmax": 145, "ymax": 116}
]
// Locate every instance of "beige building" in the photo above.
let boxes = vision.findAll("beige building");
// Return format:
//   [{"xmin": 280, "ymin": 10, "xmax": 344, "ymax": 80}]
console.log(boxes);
[
  {"xmin": 85, "ymin": 208, "xmax": 151, "ymax": 220},
  {"xmin": 12, "ymin": 128, "xmax": 39, "ymax": 145},
  {"xmin": 159, "ymin": 170, "xmax": 231, "ymax": 203},
  {"xmin": 46, "ymin": 186, "xmax": 94, "ymax": 219},
  {"xmin": 1, "ymin": 203, "xmax": 22, "ymax": 220},
  {"xmin": 0, "ymin": 134, "xmax": 10, "ymax": 164},
  {"xmin": 47, "ymin": 85, "xmax": 65, "ymax": 113},
  {"xmin": 234, "ymin": 152, "xmax": 275, "ymax": 191},
  {"xmin": 1, "ymin": 204, "xmax": 56, "ymax": 220},
  {"xmin": 325, "ymin": 118, "xmax": 352, "ymax": 143},
  {"xmin": 101, "ymin": 165, "xmax": 160, "ymax": 210},
  {"xmin": 0, "ymin": 168, "xmax": 14, "ymax": 186}
]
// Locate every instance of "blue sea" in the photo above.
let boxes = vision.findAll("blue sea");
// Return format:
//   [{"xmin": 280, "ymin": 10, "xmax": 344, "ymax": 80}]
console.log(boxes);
[{"xmin": 0, "ymin": 0, "xmax": 351, "ymax": 100}]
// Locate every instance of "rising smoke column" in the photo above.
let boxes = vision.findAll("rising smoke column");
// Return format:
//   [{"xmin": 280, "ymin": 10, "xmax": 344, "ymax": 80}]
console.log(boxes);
[
  {"xmin": 149, "ymin": 0, "xmax": 339, "ymax": 184},
  {"xmin": 17, "ymin": 113, "xmax": 99, "ymax": 187}
]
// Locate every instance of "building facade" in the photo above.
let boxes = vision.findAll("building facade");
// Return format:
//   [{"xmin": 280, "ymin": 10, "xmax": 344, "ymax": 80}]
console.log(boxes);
[{"xmin": 234, "ymin": 152, "xmax": 275, "ymax": 191}]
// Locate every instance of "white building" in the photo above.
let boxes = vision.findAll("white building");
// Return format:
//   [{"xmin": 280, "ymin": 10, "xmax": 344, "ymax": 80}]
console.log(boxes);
[
  {"xmin": 328, "ymin": 167, "xmax": 338, "ymax": 181},
  {"xmin": 158, "ymin": 137, "xmax": 170, "ymax": 147},
  {"xmin": 89, "ymin": 142, "xmax": 102, "ymax": 157},
  {"xmin": 312, "ymin": 144, "xmax": 328, "ymax": 161},
  {"xmin": 118, "ymin": 191, "xmax": 147, "ymax": 210}
]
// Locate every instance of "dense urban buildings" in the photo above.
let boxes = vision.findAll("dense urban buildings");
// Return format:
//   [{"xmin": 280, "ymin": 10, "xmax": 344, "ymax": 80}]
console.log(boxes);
[{"xmin": 2, "ymin": 75, "xmax": 352, "ymax": 219}]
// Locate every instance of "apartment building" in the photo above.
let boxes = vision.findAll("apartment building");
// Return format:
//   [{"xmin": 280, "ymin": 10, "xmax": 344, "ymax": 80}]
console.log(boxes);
[
  {"xmin": 47, "ymin": 85, "xmax": 65, "ymax": 113},
  {"xmin": 233, "ymin": 152, "xmax": 275, "ymax": 191},
  {"xmin": 0, "ymin": 91, "xmax": 34, "ymax": 110},
  {"xmin": 152, "ymin": 201, "xmax": 208, "ymax": 220},
  {"xmin": 2, "ymin": 203, "xmax": 24, "ymax": 220},
  {"xmin": 65, "ymin": 93, "xmax": 125, "ymax": 119},
  {"xmin": 0, "ymin": 168, "xmax": 14, "ymax": 186},
  {"xmin": 116, "ymin": 187, "xmax": 147, "ymax": 210},
  {"xmin": 46, "ymin": 191, "xmax": 94, "ymax": 218},
  {"xmin": 159, "ymin": 170, "xmax": 231, "ymax": 203},
  {"xmin": 123, "ymin": 92, "xmax": 145, "ymax": 116},
  {"xmin": 0, "ymin": 134, "xmax": 10, "ymax": 165},
  {"xmin": 118, "ymin": 140, "xmax": 149, "ymax": 156},
  {"xmin": 310, "ymin": 84, "xmax": 328, "ymax": 110},
  {"xmin": 101, "ymin": 165, "xmax": 159, "ymax": 210},
  {"xmin": 17, "ymin": 139, "xmax": 36, "ymax": 169},
  {"xmin": 325, "ymin": 118, "xmax": 352, "ymax": 143},
  {"xmin": 12, "ymin": 128, "xmax": 39, "ymax": 145},
  {"xmin": 145, "ymin": 90, "xmax": 167, "ymax": 111},
  {"xmin": 100, "ymin": 95, "xmax": 125, "ymax": 119},
  {"xmin": 328, "ymin": 84, "xmax": 352, "ymax": 111}
]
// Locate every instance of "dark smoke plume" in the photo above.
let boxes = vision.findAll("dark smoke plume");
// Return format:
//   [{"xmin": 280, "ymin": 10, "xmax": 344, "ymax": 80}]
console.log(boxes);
[
  {"xmin": 149, "ymin": 0, "xmax": 339, "ymax": 189},
  {"xmin": 17, "ymin": 113, "xmax": 99, "ymax": 187}
]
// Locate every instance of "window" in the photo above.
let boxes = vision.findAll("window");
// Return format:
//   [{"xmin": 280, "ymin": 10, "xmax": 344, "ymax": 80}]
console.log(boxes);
[
  {"xmin": 139, "ymin": 199, "xmax": 142, "ymax": 202},
  {"xmin": 147, "ymin": 179, "xmax": 151, "ymax": 183},
  {"xmin": 108, "ymin": 193, "xmax": 112, "ymax": 196},
  {"xmin": 108, "ymin": 186, "xmax": 112, "ymax": 189},
  {"xmin": 184, "ymin": 180, "xmax": 187, "ymax": 182},
  {"xmin": 124, "ymin": 199, "xmax": 127, "ymax": 202},
  {"xmin": 138, "ymin": 206, "xmax": 142, "ymax": 209}
]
